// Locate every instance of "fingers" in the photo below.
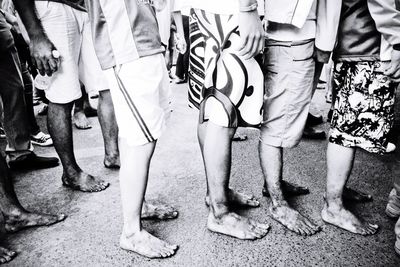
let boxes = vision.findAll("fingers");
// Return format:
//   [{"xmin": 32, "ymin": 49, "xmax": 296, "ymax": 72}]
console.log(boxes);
[
  {"xmin": 32, "ymin": 53, "xmax": 59, "ymax": 76},
  {"xmin": 238, "ymin": 32, "xmax": 264, "ymax": 60},
  {"xmin": 385, "ymin": 62, "xmax": 400, "ymax": 82},
  {"xmin": 239, "ymin": 35, "xmax": 255, "ymax": 59},
  {"xmin": 48, "ymin": 56, "xmax": 59, "ymax": 74},
  {"xmin": 34, "ymin": 57, "xmax": 46, "ymax": 76},
  {"xmin": 390, "ymin": 69, "xmax": 400, "ymax": 83},
  {"xmin": 42, "ymin": 60, "xmax": 53, "ymax": 77}
]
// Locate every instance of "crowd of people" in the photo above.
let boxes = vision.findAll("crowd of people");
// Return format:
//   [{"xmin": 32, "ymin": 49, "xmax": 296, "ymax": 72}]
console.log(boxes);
[{"xmin": 0, "ymin": 0, "xmax": 400, "ymax": 263}]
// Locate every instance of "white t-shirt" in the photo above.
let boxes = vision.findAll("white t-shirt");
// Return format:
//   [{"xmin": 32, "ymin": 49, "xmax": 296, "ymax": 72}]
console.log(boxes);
[{"xmin": 175, "ymin": 0, "xmax": 264, "ymax": 15}]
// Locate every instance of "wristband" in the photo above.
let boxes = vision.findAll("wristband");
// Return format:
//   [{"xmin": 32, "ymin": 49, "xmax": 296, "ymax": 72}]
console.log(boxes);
[
  {"xmin": 239, "ymin": 2, "xmax": 258, "ymax": 12},
  {"xmin": 393, "ymin": 44, "xmax": 400, "ymax": 51}
]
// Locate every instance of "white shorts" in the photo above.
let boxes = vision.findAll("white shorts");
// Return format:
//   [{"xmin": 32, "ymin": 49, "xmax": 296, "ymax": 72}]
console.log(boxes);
[
  {"xmin": 104, "ymin": 54, "xmax": 171, "ymax": 146},
  {"xmin": 35, "ymin": 2, "xmax": 108, "ymax": 103}
]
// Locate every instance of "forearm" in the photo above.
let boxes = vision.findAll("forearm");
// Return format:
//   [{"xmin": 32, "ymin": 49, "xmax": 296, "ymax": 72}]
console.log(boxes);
[
  {"xmin": 316, "ymin": 0, "xmax": 341, "ymax": 54},
  {"xmin": 13, "ymin": 0, "xmax": 59, "ymax": 76},
  {"xmin": 172, "ymin": 11, "xmax": 184, "ymax": 37},
  {"xmin": 13, "ymin": 0, "xmax": 46, "ymax": 38}
]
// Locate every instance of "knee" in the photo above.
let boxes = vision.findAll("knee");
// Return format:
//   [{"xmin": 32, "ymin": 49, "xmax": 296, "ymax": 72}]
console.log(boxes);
[{"xmin": 99, "ymin": 90, "xmax": 111, "ymax": 101}]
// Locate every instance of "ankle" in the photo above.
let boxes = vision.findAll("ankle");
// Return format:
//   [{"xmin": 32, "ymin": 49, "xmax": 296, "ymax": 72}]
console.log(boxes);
[
  {"xmin": 122, "ymin": 224, "xmax": 142, "ymax": 238},
  {"xmin": 62, "ymin": 168, "xmax": 82, "ymax": 179},
  {"xmin": 270, "ymin": 198, "xmax": 288, "ymax": 208},
  {"xmin": 323, "ymin": 199, "xmax": 343, "ymax": 211},
  {"xmin": 210, "ymin": 203, "xmax": 229, "ymax": 219},
  {"xmin": 104, "ymin": 153, "xmax": 119, "ymax": 160}
]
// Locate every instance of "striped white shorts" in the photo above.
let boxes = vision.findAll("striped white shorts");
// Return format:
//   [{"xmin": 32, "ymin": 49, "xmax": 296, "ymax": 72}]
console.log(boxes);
[{"xmin": 104, "ymin": 53, "xmax": 171, "ymax": 146}]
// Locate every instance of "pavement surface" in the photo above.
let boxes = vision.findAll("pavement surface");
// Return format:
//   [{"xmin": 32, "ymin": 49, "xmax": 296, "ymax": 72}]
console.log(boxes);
[{"xmin": 1, "ymin": 84, "xmax": 400, "ymax": 267}]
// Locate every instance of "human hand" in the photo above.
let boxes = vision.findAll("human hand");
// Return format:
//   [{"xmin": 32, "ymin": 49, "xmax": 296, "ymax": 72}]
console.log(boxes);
[
  {"xmin": 385, "ymin": 49, "xmax": 400, "ymax": 83},
  {"xmin": 4, "ymin": 11, "xmax": 19, "ymax": 29},
  {"xmin": 29, "ymin": 34, "xmax": 60, "ymax": 76},
  {"xmin": 238, "ymin": 10, "xmax": 265, "ymax": 60},
  {"xmin": 175, "ymin": 33, "xmax": 187, "ymax": 54},
  {"xmin": 315, "ymin": 48, "xmax": 331, "ymax": 64},
  {"xmin": 151, "ymin": 0, "xmax": 166, "ymax": 12}
]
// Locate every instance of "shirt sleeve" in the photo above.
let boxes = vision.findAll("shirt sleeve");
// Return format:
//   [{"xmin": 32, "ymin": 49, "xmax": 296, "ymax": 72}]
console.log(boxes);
[
  {"xmin": 367, "ymin": 0, "xmax": 400, "ymax": 46},
  {"xmin": 315, "ymin": 0, "xmax": 341, "ymax": 53},
  {"xmin": 173, "ymin": 0, "xmax": 186, "ymax": 12}
]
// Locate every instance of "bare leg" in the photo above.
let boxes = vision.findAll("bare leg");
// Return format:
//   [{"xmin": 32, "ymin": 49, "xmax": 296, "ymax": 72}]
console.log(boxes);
[
  {"xmin": 205, "ymin": 188, "xmax": 260, "ymax": 208},
  {"xmin": 97, "ymin": 90, "xmax": 120, "ymax": 168},
  {"xmin": 259, "ymin": 142, "xmax": 320, "ymax": 236},
  {"xmin": 321, "ymin": 143, "xmax": 379, "ymax": 235},
  {"xmin": 200, "ymin": 123, "xmax": 259, "ymax": 208},
  {"xmin": 47, "ymin": 102, "xmax": 109, "ymax": 192},
  {"xmin": 262, "ymin": 180, "xmax": 310, "ymax": 197},
  {"xmin": 200, "ymin": 122, "xmax": 269, "ymax": 240},
  {"xmin": 118, "ymin": 138, "xmax": 178, "ymax": 258},
  {"xmin": 73, "ymin": 95, "xmax": 91, "ymax": 130},
  {"xmin": 0, "ymin": 154, "xmax": 65, "ymax": 233},
  {"xmin": 83, "ymin": 92, "xmax": 97, "ymax": 117}
]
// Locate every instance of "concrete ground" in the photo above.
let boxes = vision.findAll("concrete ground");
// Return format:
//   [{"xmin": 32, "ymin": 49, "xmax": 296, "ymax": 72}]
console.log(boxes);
[{"xmin": 1, "ymin": 84, "xmax": 400, "ymax": 267}]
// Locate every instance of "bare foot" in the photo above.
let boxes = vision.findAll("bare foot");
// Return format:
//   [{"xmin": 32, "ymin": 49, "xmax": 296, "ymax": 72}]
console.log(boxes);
[
  {"xmin": 4, "ymin": 209, "xmax": 66, "ymax": 233},
  {"xmin": 270, "ymin": 204, "xmax": 321, "ymax": 236},
  {"xmin": 104, "ymin": 156, "xmax": 120, "ymax": 169},
  {"xmin": 62, "ymin": 172, "xmax": 109, "ymax": 192},
  {"xmin": 232, "ymin": 133, "xmax": 247, "ymax": 142},
  {"xmin": 205, "ymin": 189, "xmax": 260, "ymax": 208},
  {"xmin": 141, "ymin": 202, "xmax": 178, "ymax": 220},
  {"xmin": 207, "ymin": 212, "xmax": 270, "ymax": 240},
  {"xmin": 0, "ymin": 247, "xmax": 16, "ymax": 264},
  {"xmin": 321, "ymin": 204, "xmax": 378, "ymax": 235},
  {"xmin": 120, "ymin": 230, "xmax": 178, "ymax": 258},
  {"xmin": 263, "ymin": 181, "xmax": 310, "ymax": 198},
  {"xmin": 343, "ymin": 187, "xmax": 373, "ymax": 203},
  {"xmin": 73, "ymin": 111, "xmax": 92, "ymax": 130}
]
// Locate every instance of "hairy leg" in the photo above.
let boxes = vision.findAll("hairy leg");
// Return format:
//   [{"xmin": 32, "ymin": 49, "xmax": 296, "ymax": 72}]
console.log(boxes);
[
  {"xmin": 118, "ymin": 138, "xmax": 178, "ymax": 258},
  {"xmin": 262, "ymin": 180, "xmax": 310, "ymax": 197},
  {"xmin": 259, "ymin": 141, "xmax": 320, "ymax": 236},
  {"xmin": 0, "ymin": 154, "xmax": 65, "ymax": 233},
  {"xmin": 73, "ymin": 95, "xmax": 91, "ymax": 130},
  {"xmin": 47, "ymin": 102, "xmax": 108, "ymax": 192},
  {"xmin": 98, "ymin": 90, "xmax": 120, "ymax": 168},
  {"xmin": 200, "ymin": 123, "xmax": 259, "ymax": 208},
  {"xmin": 205, "ymin": 188, "xmax": 260, "ymax": 208},
  {"xmin": 321, "ymin": 143, "xmax": 378, "ymax": 235},
  {"xmin": 201, "ymin": 122, "xmax": 269, "ymax": 239}
]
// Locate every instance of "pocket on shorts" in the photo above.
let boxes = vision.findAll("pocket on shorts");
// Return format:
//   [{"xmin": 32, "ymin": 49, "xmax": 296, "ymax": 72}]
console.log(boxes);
[
  {"xmin": 35, "ymin": 1, "xmax": 54, "ymax": 19},
  {"xmin": 291, "ymin": 40, "xmax": 315, "ymax": 62},
  {"xmin": 263, "ymin": 46, "xmax": 280, "ymax": 74}
]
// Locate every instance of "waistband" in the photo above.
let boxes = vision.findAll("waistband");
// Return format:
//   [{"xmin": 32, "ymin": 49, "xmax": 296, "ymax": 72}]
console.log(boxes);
[{"xmin": 265, "ymin": 38, "xmax": 314, "ymax": 47}]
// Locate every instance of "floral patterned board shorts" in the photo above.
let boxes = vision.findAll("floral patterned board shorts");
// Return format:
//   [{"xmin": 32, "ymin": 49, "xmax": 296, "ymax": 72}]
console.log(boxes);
[{"xmin": 329, "ymin": 61, "xmax": 397, "ymax": 154}]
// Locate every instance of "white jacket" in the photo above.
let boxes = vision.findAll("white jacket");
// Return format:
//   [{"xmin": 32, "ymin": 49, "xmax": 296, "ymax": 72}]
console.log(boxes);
[{"xmin": 264, "ymin": 0, "xmax": 339, "ymax": 53}]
